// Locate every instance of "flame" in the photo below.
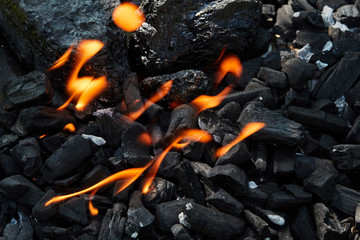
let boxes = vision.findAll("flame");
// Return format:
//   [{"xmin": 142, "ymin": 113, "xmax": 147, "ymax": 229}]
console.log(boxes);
[
  {"xmin": 215, "ymin": 122, "xmax": 265, "ymax": 158},
  {"xmin": 138, "ymin": 132, "xmax": 152, "ymax": 146},
  {"xmin": 191, "ymin": 86, "xmax": 232, "ymax": 113},
  {"xmin": 112, "ymin": 2, "xmax": 145, "ymax": 32},
  {"xmin": 54, "ymin": 40, "xmax": 108, "ymax": 111},
  {"xmin": 39, "ymin": 134, "xmax": 47, "ymax": 139},
  {"xmin": 215, "ymin": 54, "xmax": 243, "ymax": 88},
  {"xmin": 63, "ymin": 123, "xmax": 76, "ymax": 132},
  {"xmin": 127, "ymin": 80, "xmax": 173, "ymax": 120},
  {"xmin": 48, "ymin": 46, "xmax": 73, "ymax": 70}
]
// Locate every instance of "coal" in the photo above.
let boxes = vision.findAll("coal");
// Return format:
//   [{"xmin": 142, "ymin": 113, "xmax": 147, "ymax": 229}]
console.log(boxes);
[
  {"xmin": 216, "ymin": 101, "xmax": 242, "ymax": 124},
  {"xmin": 331, "ymin": 185, "xmax": 360, "ymax": 215},
  {"xmin": 291, "ymin": 207, "xmax": 316, "ymax": 240},
  {"xmin": 0, "ymin": 134, "xmax": 18, "ymax": 149},
  {"xmin": 333, "ymin": 5, "xmax": 360, "ymax": 28},
  {"xmin": 171, "ymin": 224, "xmax": 193, "ymax": 240},
  {"xmin": 0, "ymin": 174, "xmax": 44, "ymax": 207},
  {"xmin": 3, "ymin": 211, "xmax": 33, "ymax": 240},
  {"xmin": 293, "ymin": 30, "xmax": 331, "ymax": 53},
  {"xmin": 273, "ymin": 145, "xmax": 296, "ymax": 177},
  {"xmin": 292, "ymin": 10, "xmax": 326, "ymax": 30},
  {"xmin": 206, "ymin": 188, "xmax": 244, "ymax": 216},
  {"xmin": 125, "ymin": 206, "xmax": 155, "ymax": 239},
  {"xmin": 268, "ymin": 184, "xmax": 312, "ymax": 211},
  {"xmin": 180, "ymin": 202, "xmax": 245, "ymax": 239},
  {"xmin": 236, "ymin": 58, "xmax": 264, "ymax": 89},
  {"xmin": 244, "ymin": 78, "xmax": 267, "ymax": 91},
  {"xmin": 244, "ymin": 209, "xmax": 278, "ymax": 239},
  {"xmin": 32, "ymin": 189, "xmax": 57, "ymax": 222},
  {"xmin": 130, "ymin": 0, "xmax": 262, "ymax": 75},
  {"xmin": 11, "ymin": 137, "xmax": 42, "ymax": 177},
  {"xmin": 80, "ymin": 164, "xmax": 111, "ymax": 189},
  {"xmin": 332, "ymin": 39, "xmax": 360, "ymax": 58},
  {"xmin": 41, "ymin": 135, "xmax": 92, "ymax": 183},
  {"xmin": 165, "ymin": 104, "xmax": 197, "ymax": 138},
  {"xmin": 217, "ymin": 87, "xmax": 270, "ymax": 109},
  {"xmin": 0, "ymin": 152, "xmax": 20, "ymax": 177},
  {"xmin": 251, "ymin": 207, "xmax": 287, "ymax": 228},
  {"xmin": 282, "ymin": 58, "xmax": 317, "ymax": 90},
  {"xmin": 303, "ymin": 168, "xmax": 336, "ymax": 202},
  {"xmin": 330, "ymin": 144, "xmax": 360, "ymax": 171},
  {"xmin": 157, "ymin": 151, "xmax": 181, "ymax": 179},
  {"xmin": 0, "ymin": 109, "xmax": 17, "ymax": 129},
  {"xmin": 216, "ymin": 133, "xmax": 251, "ymax": 167},
  {"xmin": 257, "ymin": 67, "xmax": 288, "ymax": 88},
  {"xmin": 98, "ymin": 203, "xmax": 126, "ymax": 240},
  {"xmin": 122, "ymin": 72, "xmax": 143, "ymax": 115},
  {"xmin": 252, "ymin": 141, "xmax": 268, "ymax": 172},
  {"xmin": 141, "ymin": 177, "xmax": 176, "ymax": 209},
  {"xmin": 41, "ymin": 133, "xmax": 66, "ymax": 153},
  {"xmin": 238, "ymin": 101, "xmax": 306, "ymax": 146},
  {"xmin": 0, "ymin": 193, "xmax": 15, "ymax": 236},
  {"xmin": 274, "ymin": 4, "xmax": 295, "ymax": 39},
  {"xmin": 58, "ymin": 197, "xmax": 89, "ymax": 225},
  {"xmin": 208, "ymin": 164, "xmax": 248, "ymax": 196},
  {"xmin": 316, "ymin": 0, "xmax": 348, "ymax": 10},
  {"xmin": 1, "ymin": 71, "xmax": 52, "ymax": 110},
  {"xmin": 356, "ymin": 204, "xmax": 360, "ymax": 230}
]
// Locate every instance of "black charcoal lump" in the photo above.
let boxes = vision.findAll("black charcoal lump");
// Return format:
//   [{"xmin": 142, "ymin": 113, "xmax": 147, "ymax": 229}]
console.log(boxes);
[
  {"xmin": 330, "ymin": 144, "xmax": 360, "ymax": 171},
  {"xmin": 282, "ymin": 58, "xmax": 317, "ymax": 90}
]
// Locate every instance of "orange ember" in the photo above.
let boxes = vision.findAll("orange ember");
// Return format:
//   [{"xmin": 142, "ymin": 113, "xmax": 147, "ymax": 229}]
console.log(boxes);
[
  {"xmin": 48, "ymin": 46, "xmax": 73, "ymax": 70},
  {"xmin": 215, "ymin": 54, "xmax": 243, "ymax": 88},
  {"xmin": 112, "ymin": 2, "xmax": 145, "ymax": 32},
  {"xmin": 63, "ymin": 123, "xmax": 76, "ymax": 132},
  {"xmin": 54, "ymin": 40, "xmax": 108, "ymax": 111},
  {"xmin": 39, "ymin": 134, "xmax": 47, "ymax": 139},
  {"xmin": 215, "ymin": 122, "xmax": 265, "ymax": 158},
  {"xmin": 138, "ymin": 132, "xmax": 152, "ymax": 146}
]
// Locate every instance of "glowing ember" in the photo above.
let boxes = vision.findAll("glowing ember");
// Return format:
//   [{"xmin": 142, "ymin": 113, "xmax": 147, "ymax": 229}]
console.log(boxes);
[
  {"xmin": 215, "ymin": 54, "xmax": 243, "ymax": 88},
  {"xmin": 137, "ymin": 132, "xmax": 152, "ymax": 146},
  {"xmin": 215, "ymin": 122, "xmax": 265, "ymax": 158},
  {"xmin": 55, "ymin": 40, "xmax": 108, "ymax": 111},
  {"xmin": 63, "ymin": 123, "xmax": 76, "ymax": 132},
  {"xmin": 39, "ymin": 134, "xmax": 47, "ymax": 139},
  {"xmin": 112, "ymin": 2, "xmax": 145, "ymax": 32},
  {"xmin": 48, "ymin": 46, "xmax": 73, "ymax": 70},
  {"xmin": 128, "ymin": 80, "xmax": 173, "ymax": 120}
]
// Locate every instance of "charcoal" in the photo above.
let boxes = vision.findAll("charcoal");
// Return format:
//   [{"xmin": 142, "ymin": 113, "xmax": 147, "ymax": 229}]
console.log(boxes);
[
  {"xmin": 190, "ymin": 161, "xmax": 214, "ymax": 192},
  {"xmin": 3, "ymin": 211, "xmax": 33, "ymax": 240},
  {"xmin": 286, "ymin": 106, "xmax": 350, "ymax": 134},
  {"xmin": 121, "ymin": 124, "xmax": 151, "ymax": 167},
  {"xmin": 257, "ymin": 89, "xmax": 278, "ymax": 110},
  {"xmin": 180, "ymin": 202, "xmax": 245, "ymax": 239},
  {"xmin": 0, "ymin": 195, "xmax": 15, "ymax": 236},
  {"xmin": 11, "ymin": 137, "xmax": 41, "ymax": 177},
  {"xmin": 334, "ymin": 5, "xmax": 360, "ymax": 28},
  {"xmin": 257, "ymin": 67, "xmax": 287, "ymax": 89},
  {"xmin": 41, "ymin": 133, "xmax": 66, "ymax": 153},
  {"xmin": 32, "ymin": 189, "xmax": 57, "ymax": 222},
  {"xmin": 273, "ymin": 146, "xmax": 296, "ymax": 177},
  {"xmin": 292, "ymin": 10, "xmax": 326, "ymax": 29},
  {"xmin": 252, "ymin": 141, "xmax": 268, "ymax": 172},
  {"xmin": 317, "ymin": 134, "xmax": 337, "ymax": 155},
  {"xmin": 182, "ymin": 141, "xmax": 205, "ymax": 161},
  {"xmin": 236, "ymin": 58, "xmax": 264, "ymax": 89},
  {"xmin": 41, "ymin": 135, "xmax": 92, "ymax": 183},
  {"xmin": 198, "ymin": 109, "xmax": 239, "ymax": 144},
  {"xmin": 125, "ymin": 207, "xmax": 155, "ymax": 239},
  {"xmin": 303, "ymin": 168, "xmax": 336, "ymax": 202},
  {"xmin": 302, "ymin": 133, "xmax": 320, "ymax": 154},
  {"xmin": 238, "ymin": 101, "xmax": 306, "ymax": 146},
  {"xmin": 291, "ymin": 0, "xmax": 316, "ymax": 11},
  {"xmin": 206, "ymin": 188, "xmax": 244, "ymax": 216},
  {"xmin": 216, "ymin": 134, "xmax": 251, "ymax": 167},
  {"xmin": 317, "ymin": 0, "xmax": 348, "ymax": 10},
  {"xmin": 285, "ymin": 88, "xmax": 311, "ymax": 107},
  {"xmin": 356, "ymin": 204, "xmax": 360, "ymax": 230},
  {"xmin": 244, "ymin": 78, "xmax": 267, "ymax": 91},
  {"xmin": 165, "ymin": 104, "xmax": 197, "ymax": 138},
  {"xmin": 130, "ymin": 0, "xmax": 262, "ymax": 75},
  {"xmin": 123, "ymin": 72, "xmax": 143, "ymax": 115},
  {"xmin": 112, "ymin": 180, "xmax": 133, "ymax": 203},
  {"xmin": 216, "ymin": 101, "xmax": 242, "ymax": 124},
  {"xmin": 291, "ymin": 207, "xmax": 316, "ymax": 240},
  {"xmin": 268, "ymin": 184, "xmax": 312, "ymax": 211},
  {"xmin": 142, "ymin": 177, "xmax": 176, "ymax": 209},
  {"xmin": 208, "ymin": 164, "xmax": 248, "ymax": 196},
  {"xmin": 58, "ymin": 197, "xmax": 89, "ymax": 225},
  {"xmin": 294, "ymin": 155, "xmax": 317, "ymax": 181},
  {"xmin": 217, "ymin": 87, "xmax": 270, "ymax": 109},
  {"xmin": 171, "ymin": 224, "xmax": 193, "ymax": 240},
  {"xmin": 80, "ymin": 164, "xmax": 111, "ymax": 189},
  {"xmin": 282, "ymin": 58, "xmax": 317, "ymax": 90},
  {"xmin": 140, "ymin": 69, "xmax": 210, "ymax": 106},
  {"xmin": 293, "ymin": 30, "xmax": 331, "ymax": 53},
  {"xmin": 251, "ymin": 207, "xmax": 287, "ymax": 228},
  {"xmin": 330, "ymin": 144, "xmax": 360, "ymax": 171},
  {"xmin": 240, "ymin": 186, "xmax": 269, "ymax": 209},
  {"xmin": 311, "ymin": 99, "xmax": 337, "ymax": 113},
  {"xmin": 315, "ymin": 52, "xmax": 360, "ymax": 100},
  {"xmin": 2, "ymin": 71, "xmax": 52, "ymax": 110},
  {"xmin": 274, "ymin": 4, "xmax": 295, "ymax": 39},
  {"xmin": 158, "ymin": 151, "xmax": 181, "ymax": 178},
  {"xmin": 263, "ymin": 51, "xmax": 282, "ymax": 70},
  {"xmin": 0, "ymin": 109, "xmax": 17, "ymax": 129},
  {"xmin": 244, "ymin": 210, "xmax": 278, "ymax": 239},
  {"xmin": 313, "ymin": 203, "xmax": 349, "ymax": 240},
  {"xmin": 40, "ymin": 225, "xmax": 71, "ymax": 239},
  {"xmin": 98, "ymin": 203, "xmax": 126, "ymax": 240},
  {"xmin": 332, "ymin": 39, "xmax": 360, "ymax": 59},
  {"xmin": 0, "ymin": 174, "xmax": 43, "ymax": 207},
  {"xmin": 17, "ymin": 106, "xmax": 75, "ymax": 133},
  {"xmin": 53, "ymin": 173, "xmax": 81, "ymax": 187},
  {"xmin": 156, "ymin": 198, "xmax": 195, "ymax": 231},
  {"xmin": 0, "ymin": 134, "xmax": 18, "ymax": 149},
  {"xmin": 331, "ymin": 185, "xmax": 360, "ymax": 215},
  {"xmin": 175, "ymin": 160, "xmax": 205, "ymax": 205}
]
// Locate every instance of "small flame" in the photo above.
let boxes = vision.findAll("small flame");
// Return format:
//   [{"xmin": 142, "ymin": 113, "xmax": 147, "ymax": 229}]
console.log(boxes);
[
  {"xmin": 48, "ymin": 46, "xmax": 73, "ymax": 70},
  {"xmin": 138, "ymin": 132, "xmax": 152, "ymax": 146},
  {"xmin": 128, "ymin": 80, "xmax": 173, "ymax": 120},
  {"xmin": 215, "ymin": 55, "xmax": 243, "ymax": 88},
  {"xmin": 112, "ymin": 2, "xmax": 145, "ymax": 32},
  {"xmin": 54, "ymin": 40, "xmax": 108, "ymax": 111},
  {"xmin": 39, "ymin": 134, "xmax": 47, "ymax": 139},
  {"xmin": 191, "ymin": 86, "xmax": 232, "ymax": 113},
  {"xmin": 215, "ymin": 122, "xmax": 265, "ymax": 158},
  {"xmin": 63, "ymin": 123, "xmax": 76, "ymax": 132}
]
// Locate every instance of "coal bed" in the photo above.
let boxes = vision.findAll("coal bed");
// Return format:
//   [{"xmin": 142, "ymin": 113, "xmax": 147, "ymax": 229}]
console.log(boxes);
[{"xmin": 1, "ymin": 0, "xmax": 360, "ymax": 239}]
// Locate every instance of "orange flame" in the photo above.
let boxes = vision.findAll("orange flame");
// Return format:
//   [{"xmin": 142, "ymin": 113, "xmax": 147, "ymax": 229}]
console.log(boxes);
[
  {"xmin": 112, "ymin": 2, "xmax": 145, "ymax": 32},
  {"xmin": 39, "ymin": 134, "xmax": 47, "ymax": 139},
  {"xmin": 48, "ymin": 46, "xmax": 73, "ymax": 70},
  {"xmin": 191, "ymin": 86, "xmax": 233, "ymax": 113},
  {"xmin": 63, "ymin": 123, "xmax": 76, "ymax": 133},
  {"xmin": 128, "ymin": 80, "xmax": 173, "ymax": 120},
  {"xmin": 215, "ymin": 54, "xmax": 243, "ymax": 88},
  {"xmin": 215, "ymin": 122, "xmax": 265, "ymax": 158},
  {"xmin": 55, "ymin": 40, "xmax": 108, "ymax": 111}
]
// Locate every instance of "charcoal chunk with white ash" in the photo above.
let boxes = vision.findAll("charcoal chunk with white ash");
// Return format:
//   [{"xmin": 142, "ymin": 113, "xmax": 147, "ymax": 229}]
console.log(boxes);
[
  {"xmin": 330, "ymin": 144, "xmax": 360, "ymax": 171},
  {"xmin": 206, "ymin": 188, "xmax": 244, "ymax": 216},
  {"xmin": 333, "ymin": 5, "xmax": 360, "ymax": 28},
  {"xmin": 41, "ymin": 135, "xmax": 92, "ymax": 183},
  {"xmin": 257, "ymin": 67, "xmax": 288, "ymax": 89},
  {"xmin": 282, "ymin": 58, "xmax": 317, "ymax": 90},
  {"xmin": 292, "ymin": 10, "xmax": 326, "ymax": 30},
  {"xmin": 293, "ymin": 30, "xmax": 331, "ymax": 53},
  {"xmin": 251, "ymin": 206, "xmax": 287, "ymax": 229},
  {"xmin": 252, "ymin": 141, "xmax": 268, "ymax": 172},
  {"xmin": 58, "ymin": 197, "xmax": 89, "ymax": 226},
  {"xmin": 125, "ymin": 206, "xmax": 155, "ymax": 239},
  {"xmin": 98, "ymin": 203, "xmax": 126, "ymax": 240},
  {"xmin": 291, "ymin": 207, "xmax": 316, "ymax": 240},
  {"xmin": 244, "ymin": 209, "xmax": 278, "ymax": 239},
  {"xmin": 142, "ymin": 177, "xmax": 176, "ymax": 209}
]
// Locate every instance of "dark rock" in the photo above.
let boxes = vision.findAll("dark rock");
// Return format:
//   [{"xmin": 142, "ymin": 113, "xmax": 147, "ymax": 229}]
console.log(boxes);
[
  {"xmin": 171, "ymin": 224, "xmax": 193, "ymax": 240},
  {"xmin": 282, "ymin": 58, "xmax": 317, "ymax": 90},
  {"xmin": 293, "ymin": 30, "xmax": 331, "ymax": 53},
  {"xmin": 268, "ymin": 184, "xmax": 312, "ymax": 211},
  {"xmin": 0, "ymin": 174, "xmax": 44, "ymax": 207},
  {"xmin": 11, "ymin": 137, "xmax": 42, "ymax": 177},
  {"xmin": 130, "ymin": 0, "xmax": 262, "ymax": 75},
  {"xmin": 98, "ymin": 203, "xmax": 126, "ymax": 240},
  {"xmin": 41, "ymin": 133, "xmax": 66, "ymax": 153},
  {"xmin": 303, "ymin": 168, "xmax": 336, "ymax": 202},
  {"xmin": 206, "ymin": 188, "xmax": 244, "ymax": 216},
  {"xmin": 330, "ymin": 144, "xmax": 360, "ymax": 171},
  {"xmin": 3, "ymin": 211, "xmax": 33, "ymax": 240},
  {"xmin": 181, "ymin": 202, "xmax": 245, "ymax": 239},
  {"xmin": 121, "ymin": 124, "xmax": 151, "ymax": 167},
  {"xmin": 32, "ymin": 189, "xmax": 57, "ymax": 222},
  {"xmin": 80, "ymin": 164, "xmax": 111, "ymax": 189},
  {"xmin": 140, "ymin": 69, "xmax": 211, "ymax": 106},
  {"xmin": 125, "ymin": 207, "xmax": 155, "ymax": 239},
  {"xmin": 244, "ymin": 210, "xmax": 278, "ymax": 239},
  {"xmin": 2, "ymin": 71, "xmax": 52, "ymax": 110},
  {"xmin": 158, "ymin": 151, "xmax": 181, "ymax": 178},
  {"xmin": 273, "ymin": 146, "xmax": 296, "ymax": 177},
  {"xmin": 58, "ymin": 197, "xmax": 89, "ymax": 225},
  {"xmin": 165, "ymin": 104, "xmax": 197, "ymax": 138},
  {"xmin": 257, "ymin": 67, "xmax": 288, "ymax": 88},
  {"xmin": 216, "ymin": 101, "xmax": 242, "ymax": 124},
  {"xmin": 216, "ymin": 133, "xmax": 251, "ymax": 167},
  {"xmin": 142, "ymin": 177, "xmax": 176, "ymax": 209},
  {"xmin": 331, "ymin": 185, "xmax": 360, "ymax": 215},
  {"xmin": 291, "ymin": 207, "xmax": 316, "ymax": 240},
  {"xmin": 42, "ymin": 135, "xmax": 92, "ymax": 182},
  {"xmin": 0, "ymin": 134, "xmax": 18, "ymax": 149},
  {"xmin": 208, "ymin": 164, "xmax": 248, "ymax": 196},
  {"xmin": 238, "ymin": 101, "xmax": 306, "ymax": 146}
]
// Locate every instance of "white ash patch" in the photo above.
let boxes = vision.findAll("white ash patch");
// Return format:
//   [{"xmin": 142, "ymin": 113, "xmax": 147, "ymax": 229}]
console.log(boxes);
[
  {"xmin": 322, "ymin": 41, "xmax": 333, "ymax": 52},
  {"xmin": 131, "ymin": 232, "xmax": 138, "ymax": 238},
  {"xmin": 333, "ymin": 21, "xmax": 350, "ymax": 32},
  {"xmin": 92, "ymin": 107, "xmax": 115, "ymax": 117},
  {"xmin": 82, "ymin": 134, "xmax": 106, "ymax": 146},
  {"xmin": 316, "ymin": 60, "xmax": 328, "ymax": 70},
  {"xmin": 249, "ymin": 181, "xmax": 258, "ymax": 189},
  {"xmin": 321, "ymin": 6, "xmax": 335, "ymax": 26},
  {"xmin": 185, "ymin": 203, "xmax": 193, "ymax": 210},
  {"xmin": 268, "ymin": 214, "xmax": 285, "ymax": 226},
  {"xmin": 297, "ymin": 44, "xmax": 313, "ymax": 62},
  {"xmin": 293, "ymin": 12, "xmax": 300, "ymax": 17},
  {"xmin": 178, "ymin": 212, "xmax": 191, "ymax": 228}
]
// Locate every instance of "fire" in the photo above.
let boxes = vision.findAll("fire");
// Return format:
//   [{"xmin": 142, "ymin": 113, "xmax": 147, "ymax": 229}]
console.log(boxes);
[
  {"xmin": 112, "ymin": 2, "xmax": 145, "ymax": 32},
  {"xmin": 215, "ymin": 54, "xmax": 243, "ymax": 88},
  {"xmin": 39, "ymin": 134, "xmax": 47, "ymax": 139},
  {"xmin": 138, "ymin": 132, "xmax": 152, "ymax": 146},
  {"xmin": 54, "ymin": 40, "xmax": 108, "ymax": 111},
  {"xmin": 63, "ymin": 123, "xmax": 76, "ymax": 132},
  {"xmin": 191, "ymin": 86, "xmax": 233, "ymax": 113},
  {"xmin": 128, "ymin": 80, "xmax": 173, "ymax": 120},
  {"xmin": 215, "ymin": 122, "xmax": 265, "ymax": 158},
  {"xmin": 48, "ymin": 46, "xmax": 73, "ymax": 70}
]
